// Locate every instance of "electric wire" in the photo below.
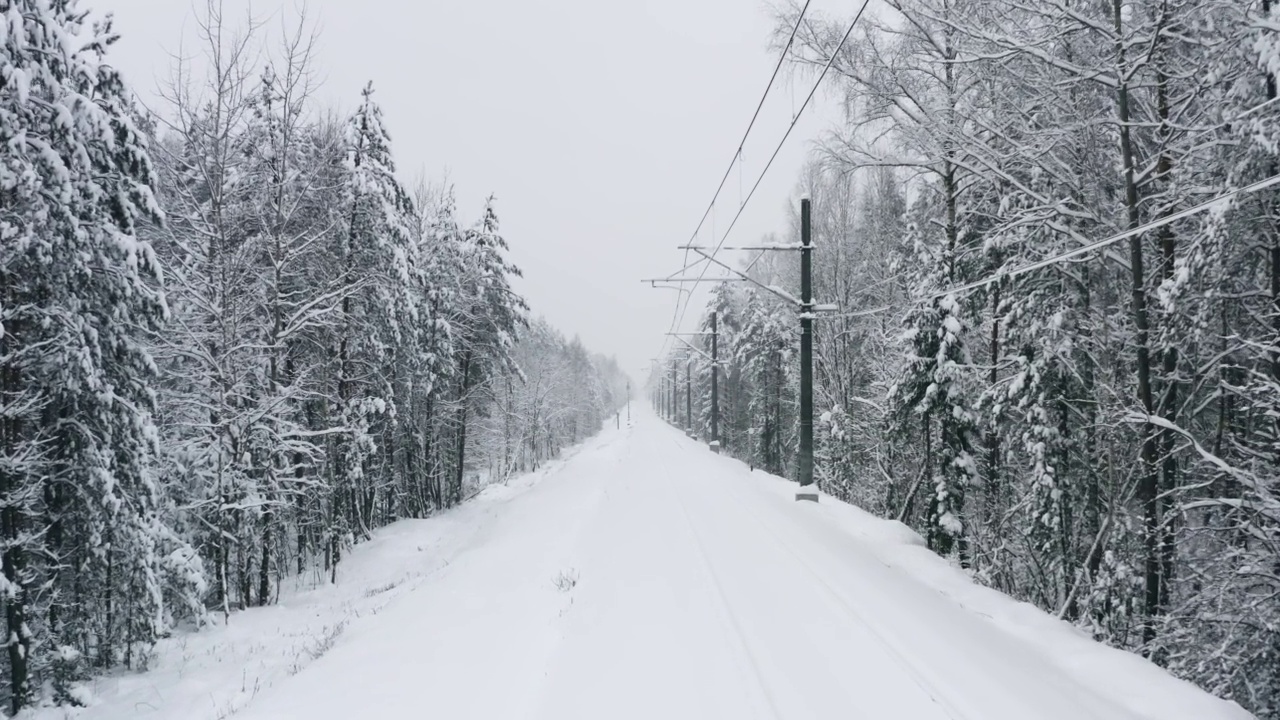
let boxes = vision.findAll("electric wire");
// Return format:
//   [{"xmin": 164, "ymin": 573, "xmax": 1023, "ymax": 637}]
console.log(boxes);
[
  {"xmin": 658, "ymin": 0, "xmax": 817, "ymax": 361},
  {"xmin": 666, "ymin": 1, "xmax": 869, "ymax": 352}
]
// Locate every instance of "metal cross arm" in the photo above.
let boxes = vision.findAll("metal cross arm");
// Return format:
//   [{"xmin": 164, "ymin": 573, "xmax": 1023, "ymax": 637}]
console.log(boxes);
[
  {"xmin": 801, "ymin": 303, "xmax": 843, "ymax": 320},
  {"xmin": 688, "ymin": 247, "xmax": 803, "ymax": 307},
  {"xmin": 666, "ymin": 334, "xmax": 718, "ymax": 364},
  {"xmin": 644, "ymin": 282, "xmax": 694, "ymax": 293},
  {"xmin": 678, "ymin": 243, "xmax": 804, "ymax": 252},
  {"xmin": 640, "ymin": 276, "xmax": 748, "ymax": 287}
]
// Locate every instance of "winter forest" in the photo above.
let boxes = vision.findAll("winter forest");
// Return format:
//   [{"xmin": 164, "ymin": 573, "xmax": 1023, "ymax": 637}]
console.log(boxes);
[
  {"xmin": 0, "ymin": 0, "xmax": 627, "ymax": 713},
  {"xmin": 6, "ymin": 0, "xmax": 1280, "ymax": 715},
  {"xmin": 648, "ymin": 0, "xmax": 1280, "ymax": 715}
]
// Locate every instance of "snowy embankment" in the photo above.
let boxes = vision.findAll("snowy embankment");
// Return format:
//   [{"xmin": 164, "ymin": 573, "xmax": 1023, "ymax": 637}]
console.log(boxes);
[
  {"xmin": 716, "ymin": 451, "xmax": 1255, "ymax": 720},
  {"xmin": 29, "ymin": 426, "xmax": 622, "ymax": 720}
]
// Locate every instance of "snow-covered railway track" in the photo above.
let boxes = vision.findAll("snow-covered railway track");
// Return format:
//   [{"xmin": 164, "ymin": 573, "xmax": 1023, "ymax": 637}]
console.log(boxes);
[
  {"xmin": 651, "ymin": 435, "xmax": 795, "ymax": 720},
  {"xmin": 655, "ymin": 430, "xmax": 956, "ymax": 719},
  {"xmin": 677, "ymin": 434, "xmax": 967, "ymax": 720}
]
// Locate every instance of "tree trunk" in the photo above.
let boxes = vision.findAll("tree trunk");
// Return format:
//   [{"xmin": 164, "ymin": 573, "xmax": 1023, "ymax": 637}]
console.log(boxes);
[
  {"xmin": 0, "ymin": 349, "xmax": 30, "ymax": 712},
  {"xmin": 1153, "ymin": 61, "xmax": 1178, "ymax": 616},
  {"xmin": 1112, "ymin": 0, "xmax": 1163, "ymax": 647},
  {"xmin": 1080, "ymin": 269, "xmax": 1104, "ymax": 594},
  {"xmin": 985, "ymin": 281, "xmax": 1002, "ymax": 528},
  {"xmin": 454, "ymin": 351, "xmax": 473, "ymax": 506},
  {"xmin": 258, "ymin": 512, "xmax": 272, "ymax": 606},
  {"xmin": 1266, "ymin": 0, "xmax": 1280, "ymax": 457}
]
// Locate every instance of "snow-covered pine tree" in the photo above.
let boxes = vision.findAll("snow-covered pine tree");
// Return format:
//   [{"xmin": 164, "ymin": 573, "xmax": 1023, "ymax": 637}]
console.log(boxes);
[
  {"xmin": 0, "ymin": 0, "xmax": 203, "ymax": 709},
  {"xmin": 887, "ymin": 224, "xmax": 979, "ymax": 560}
]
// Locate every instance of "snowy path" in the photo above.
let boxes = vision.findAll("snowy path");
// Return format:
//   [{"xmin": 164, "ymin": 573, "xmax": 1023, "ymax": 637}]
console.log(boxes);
[{"xmin": 228, "ymin": 410, "xmax": 1249, "ymax": 720}]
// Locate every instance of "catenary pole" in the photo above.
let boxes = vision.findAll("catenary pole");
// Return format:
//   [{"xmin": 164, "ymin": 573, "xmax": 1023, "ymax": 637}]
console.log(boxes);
[
  {"xmin": 796, "ymin": 198, "xmax": 817, "ymax": 502},
  {"xmin": 686, "ymin": 356, "xmax": 693, "ymax": 435},
  {"xmin": 710, "ymin": 312, "xmax": 720, "ymax": 453},
  {"xmin": 671, "ymin": 360, "xmax": 677, "ymax": 427}
]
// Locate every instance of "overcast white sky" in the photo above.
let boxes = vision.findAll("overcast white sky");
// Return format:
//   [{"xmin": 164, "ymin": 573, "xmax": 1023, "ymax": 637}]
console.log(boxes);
[{"xmin": 97, "ymin": 0, "xmax": 837, "ymax": 379}]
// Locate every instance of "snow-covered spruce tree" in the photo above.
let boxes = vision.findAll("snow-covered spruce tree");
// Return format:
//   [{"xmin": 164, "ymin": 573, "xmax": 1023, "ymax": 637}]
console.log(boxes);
[
  {"xmin": 0, "ymin": 0, "xmax": 203, "ymax": 709},
  {"xmin": 391, "ymin": 180, "xmax": 461, "ymax": 514},
  {"xmin": 328, "ymin": 82, "xmax": 417, "ymax": 568},
  {"xmin": 442, "ymin": 197, "xmax": 526, "ymax": 504},
  {"xmin": 735, "ymin": 288, "xmax": 798, "ymax": 476},
  {"xmin": 886, "ymin": 216, "xmax": 979, "ymax": 561},
  {"xmin": 696, "ymin": 282, "xmax": 747, "ymax": 456}
]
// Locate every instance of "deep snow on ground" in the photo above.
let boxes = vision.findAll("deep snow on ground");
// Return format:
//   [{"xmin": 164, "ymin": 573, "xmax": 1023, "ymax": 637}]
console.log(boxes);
[
  {"xmin": 27, "ymin": 429, "xmax": 618, "ymax": 720},
  {"xmin": 38, "ymin": 410, "xmax": 1253, "ymax": 720}
]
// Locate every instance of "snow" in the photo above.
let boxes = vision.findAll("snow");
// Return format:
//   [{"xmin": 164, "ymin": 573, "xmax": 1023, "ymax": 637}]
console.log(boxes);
[
  {"xmin": 39, "ymin": 410, "xmax": 1251, "ymax": 720},
  {"xmin": 28, "ymin": 433, "xmax": 610, "ymax": 720}
]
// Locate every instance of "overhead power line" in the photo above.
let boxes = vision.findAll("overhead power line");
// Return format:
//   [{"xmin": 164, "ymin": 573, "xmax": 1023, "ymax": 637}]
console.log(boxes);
[
  {"xmin": 667, "ymin": 0, "xmax": 870, "ymax": 345},
  {"xmin": 685, "ymin": 0, "xmax": 815, "ymax": 250},
  {"xmin": 660, "ymin": 0, "xmax": 816, "ymax": 358}
]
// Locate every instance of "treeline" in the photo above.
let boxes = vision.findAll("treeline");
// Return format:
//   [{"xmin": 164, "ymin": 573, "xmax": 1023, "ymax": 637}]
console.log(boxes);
[
  {"xmin": 0, "ymin": 0, "xmax": 625, "ymax": 712},
  {"xmin": 659, "ymin": 0, "xmax": 1280, "ymax": 715},
  {"xmin": 475, "ymin": 318, "xmax": 628, "ymax": 483}
]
